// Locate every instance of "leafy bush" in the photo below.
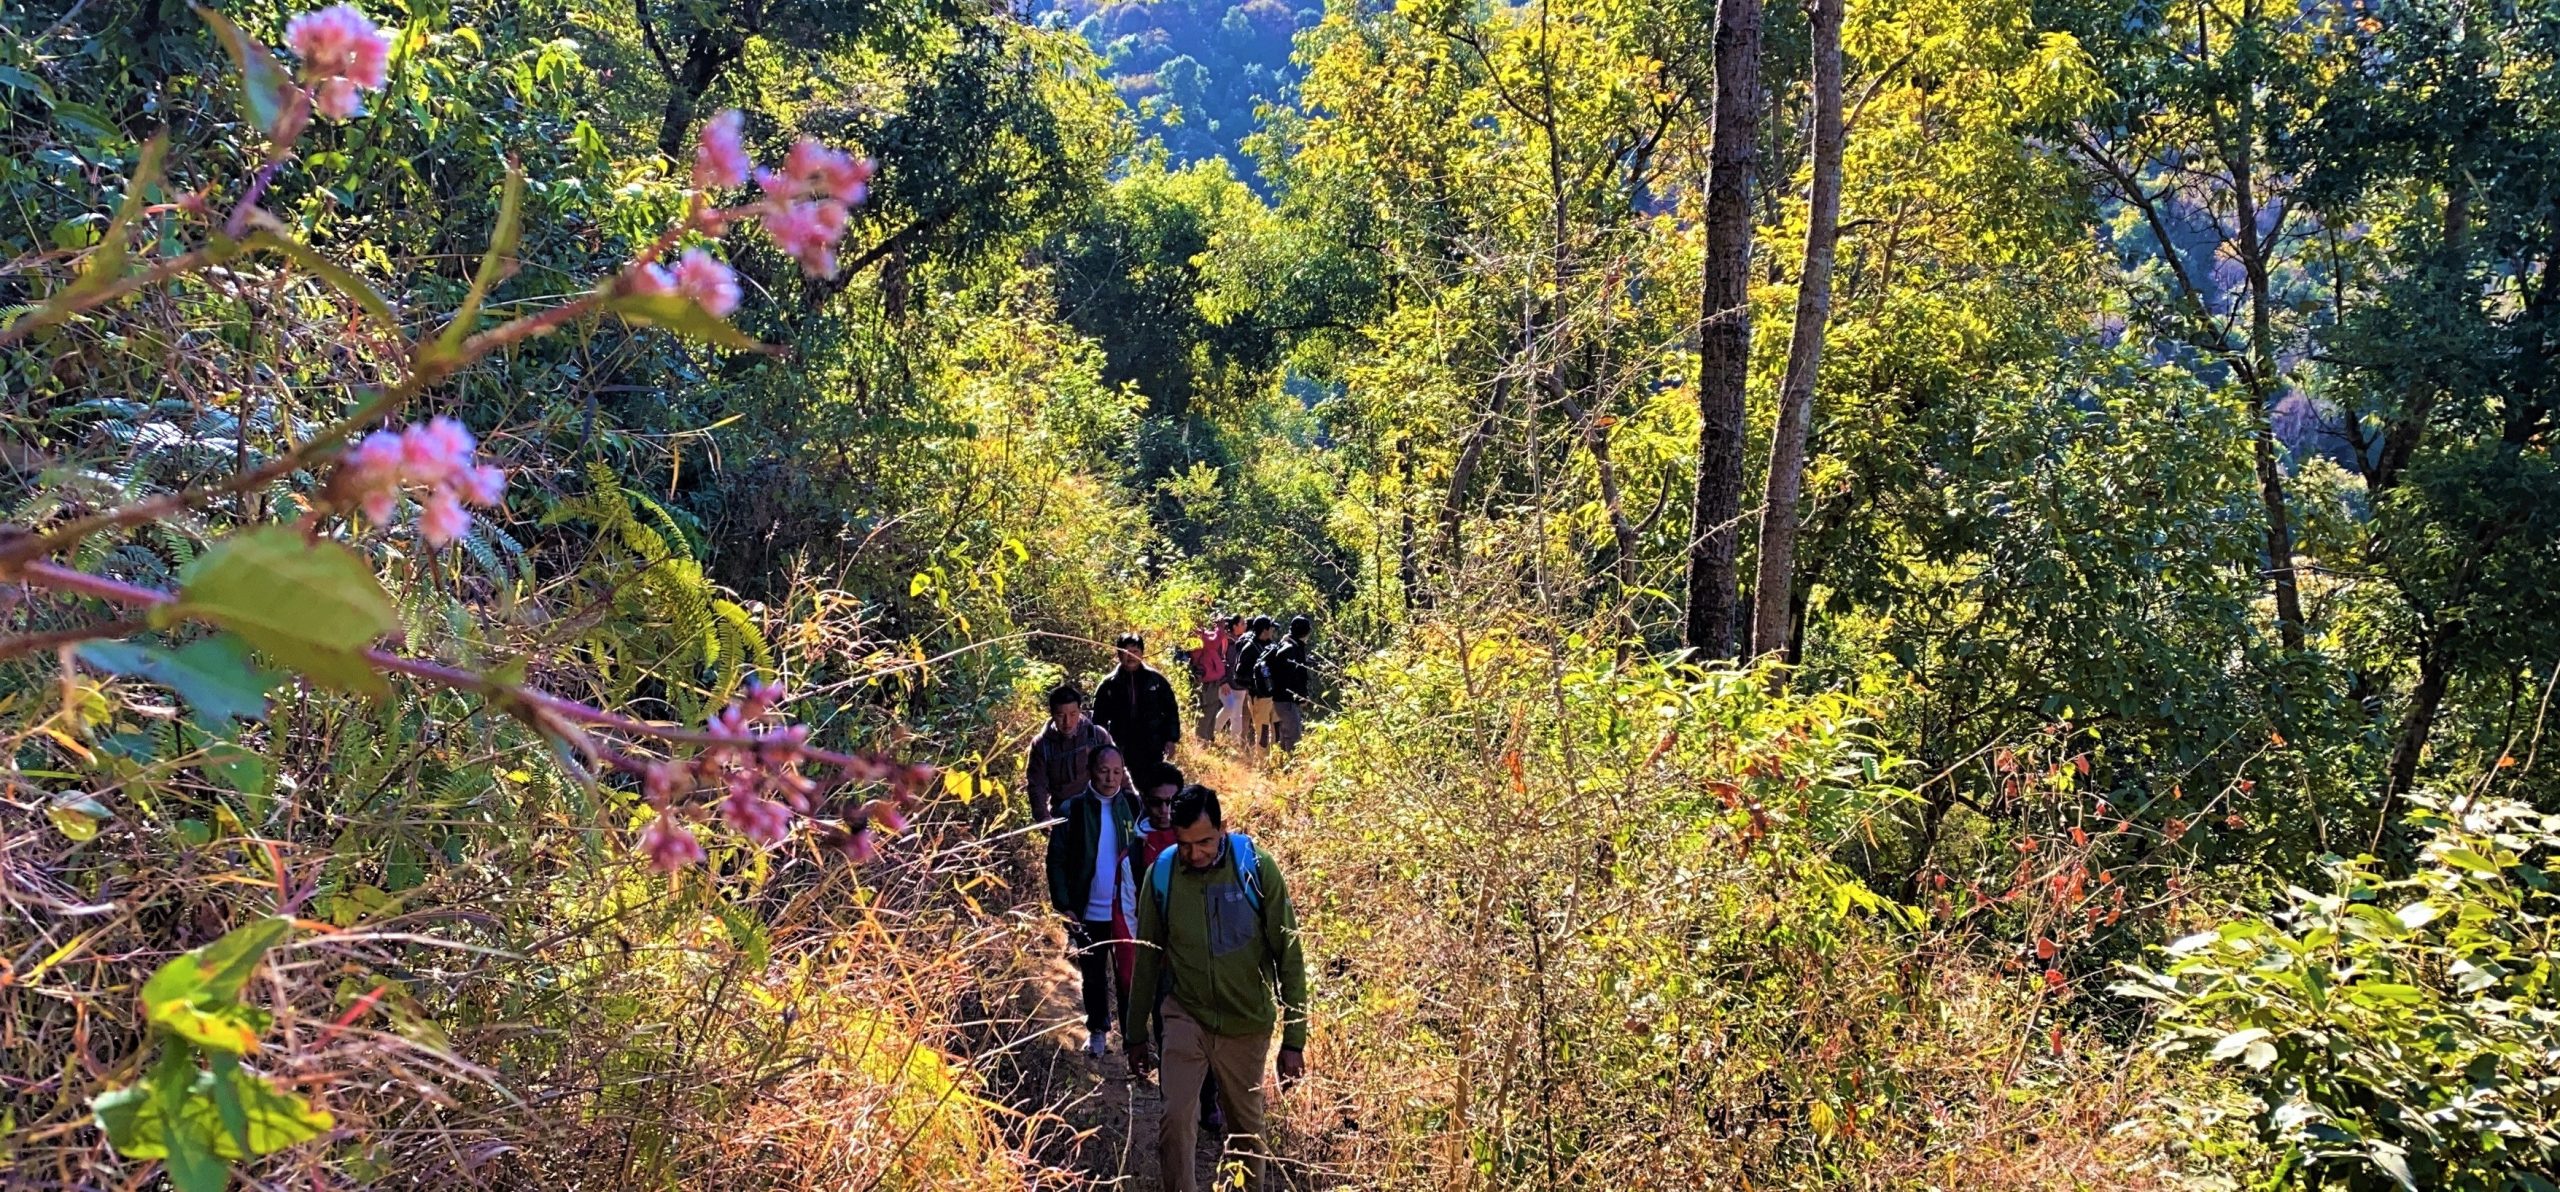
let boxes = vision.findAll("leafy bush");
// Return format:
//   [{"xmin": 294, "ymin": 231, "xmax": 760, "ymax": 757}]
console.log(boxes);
[{"xmin": 2123, "ymin": 795, "xmax": 2560, "ymax": 1190}]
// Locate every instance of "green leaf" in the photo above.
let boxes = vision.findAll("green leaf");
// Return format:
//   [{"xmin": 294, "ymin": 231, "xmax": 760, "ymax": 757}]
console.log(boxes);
[
  {"xmin": 2391, "ymin": 900, "xmax": 2440, "ymax": 930},
  {"xmin": 433, "ymin": 165, "xmax": 523, "ymax": 359},
  {"xmin": 2437, "ymin": 847, "xmax": 2502, "ymax": 876},
  {"xmin": 2366, "ymin": 1141, "xmax": 2418, "ymax": 1191},
  {"xmin": 713, "ymin": 901, "xmax": 771, "ymax": 971},
  {"xmin": 56, "ymin": 135, "xmax": 165, "ymax": 308},
  {"xmin": 46, "ymin": 803, "xmax": 100, "ymax": 841},
  {"xmin": 141, "ymin": 918, "xmax": 292, "ymax": 1053},
  {"xmin": 207, "ymin": 1052, "xmax": 251, "ymax": 1159},
  {"xmin": 159, "ymin": 529, "xmax": 398, "ymax": 697},
  {"xmin": 245, "ymin": 231, "xmax": 397, "ymax": 332},
  {"xmin": 90, "ymin": 1060, "xmax": 331, "ymax": 1167},
  {"xmin": 605, "ymin": 292, "xmax": 772, "ymax": 353},
  {"xmin": 2207, "ymin": 1027, "xmax": 2268, "ymax": 1060},
  {"xmin": 193, "ymin": 5, "xmax": 303, "ymax": 142},
  {"xmin": 78, "ymin": 634, "xmax": 278, "ymax": 730}
]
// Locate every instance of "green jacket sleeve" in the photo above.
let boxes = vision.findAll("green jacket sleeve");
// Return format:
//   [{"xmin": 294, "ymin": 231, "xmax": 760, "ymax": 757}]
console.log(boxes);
[
  {"xmin": 1260, "ymin": 855, "xmax": 1309, "ymax": 1051},
  {"xmin": 1130, "ymin": 865, "xmax": 1163, "ymax": 1047}
]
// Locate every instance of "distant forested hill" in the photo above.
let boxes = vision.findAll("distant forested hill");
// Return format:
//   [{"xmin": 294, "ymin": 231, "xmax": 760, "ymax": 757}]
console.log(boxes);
[{"xmin": 1031, "ymin": 0, "xmax": 1319, "ymax": 184}]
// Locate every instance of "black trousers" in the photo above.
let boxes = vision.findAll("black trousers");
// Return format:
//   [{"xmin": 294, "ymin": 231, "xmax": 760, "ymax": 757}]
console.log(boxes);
[{"xmin": 1068, "ymin": 918, "xmax": 1124, "ymax": 1036}]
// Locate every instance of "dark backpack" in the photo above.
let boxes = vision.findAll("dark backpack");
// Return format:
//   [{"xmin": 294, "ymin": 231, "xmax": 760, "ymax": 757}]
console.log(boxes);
[{"xmin": 1240, "ymin": 635, "xmax": 1274, "ymax": 698}]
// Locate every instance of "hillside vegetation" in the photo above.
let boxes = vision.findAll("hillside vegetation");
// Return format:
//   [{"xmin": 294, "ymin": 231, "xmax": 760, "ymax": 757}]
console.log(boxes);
[{"xmin": 1, "ymin": 0, "xmax": 2556, "ymax": 1189}]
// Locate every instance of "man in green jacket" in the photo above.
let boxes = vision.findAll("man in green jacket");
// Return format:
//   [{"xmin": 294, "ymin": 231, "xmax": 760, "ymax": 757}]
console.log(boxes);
[{"xmin": 1129, "ymin": 785, "xmax": 1309, "ymax": 1192}]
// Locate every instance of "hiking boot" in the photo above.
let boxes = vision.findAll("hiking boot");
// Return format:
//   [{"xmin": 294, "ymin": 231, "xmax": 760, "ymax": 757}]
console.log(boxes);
[
  {"xmin": 1084, "ymin": 1032, "xmax": 1110, "ymax": 1058},
  {"xmin": 1201, "ymin": 1099, "xmax": 1227, "ymax": 1138}
]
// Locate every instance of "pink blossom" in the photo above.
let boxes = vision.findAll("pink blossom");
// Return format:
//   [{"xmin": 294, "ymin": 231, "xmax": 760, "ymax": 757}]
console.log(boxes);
[
  {"xmin": 285, "ymin": 4, "xmax": 393, "ymax": 120},
  {"xmin": 763, "ymin": 200, "xmax": 846, "ymax": 278},
  {"xmin": 672, "ymin": 249, "xmax": 741, "ymax": 317},
  {"xmin": 418, "ymin": 488, "xmax": 469, "ymax": 546},
  {"xmin": 400, "ymin": 417, "xmax": 476, "ymax": 484},
  {"xmin": 461, "ymin": 463, "xmax": 507, "ymax": 507},
  {"xmin": 626, "ymin": 262, "xmax": 677, "ymax": 298},
  {"xmin": 639, "ymin": 813, "xmax": 706, "ymax": 871},
  {"xmin": 694, "ymin": 109, "xmax": 751, "ymax": 190},
  {"xmin": 721, "ymin": 790, "xmax": 795, "ymax": 845},
  {"xmin": 314, "ymin": 77, "xmax": 365, "ymax": 120},
  {"xmin": 359, "ymin": 486, "xmax": 399, "ymax": 526},
  {"xmin": 774, "ymin": 139, "xmax": 872, "ymax": 204},
  {"xmin": 643, "ymin": 761, "xmax": 686, "ymax": 807},
  {"xmin": 863, "ymin": 798, "xmax": 911, "ymax": 834}
]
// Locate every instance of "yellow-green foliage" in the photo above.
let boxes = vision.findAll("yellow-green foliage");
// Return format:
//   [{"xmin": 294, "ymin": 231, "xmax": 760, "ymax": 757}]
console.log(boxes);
[{"xmin": 544, "ymin": 461, "xmax": 772, "ymax": 718}]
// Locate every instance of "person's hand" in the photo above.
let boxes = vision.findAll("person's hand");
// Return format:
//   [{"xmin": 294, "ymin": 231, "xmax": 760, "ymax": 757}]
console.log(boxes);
[
  {"xmin": 1129, "ymin": 1040, "xmax": 1155, "ymax": 1077},
  {"xmin": 1276, "ymin": 1046, "xmax": 1305, "ymax": 1090}
]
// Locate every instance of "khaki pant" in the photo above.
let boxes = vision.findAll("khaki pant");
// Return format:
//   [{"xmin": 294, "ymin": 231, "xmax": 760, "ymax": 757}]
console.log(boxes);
[
  {"xmin": 1158, "ymin": 1001, "xmax": 1269, "ymax": 1192},
  {"xmin": 1246, "ymin": 695, "xmax": 1276, "ymax": 761}
]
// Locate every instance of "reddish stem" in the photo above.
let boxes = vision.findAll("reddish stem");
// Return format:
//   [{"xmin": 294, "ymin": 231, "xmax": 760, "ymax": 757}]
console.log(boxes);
[{"xmin": 15, "ymin": 556, "xmax": 881, "ymax": 775}]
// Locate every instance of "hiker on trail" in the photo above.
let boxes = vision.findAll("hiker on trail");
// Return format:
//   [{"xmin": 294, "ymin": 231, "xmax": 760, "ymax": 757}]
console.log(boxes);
[
  {"xmin": 1026, "ymin": 682, "xmax": 1115, "ymax": 825},
  {"xmin": 1130, "ymin": 785, "xmax": 1309, "ymax": 1192},
  {"xmin": 1261, "ymin": 615, "xmax": 1314, "ymax": 756},
  {"xmin": 1235, "ymin": 615, "xmax": 1274, "ymax": 764},
  {"xmin": 1094, "ymin": 632, "xmax": 1182, "ymax": 771},
  {"xmin": 1212, "ymin": 613, "xmax": 1247, "ymax": 746},
  {"xmin": 1133, "ymin": 763, "xmax": 1228, "ymax": 1138},
  {"xmin": 1191, "ymin": 613, "xmax": 1232, "ymax": 746},
  {"xmin": 1045, "ymin": 745, "xmax": 1141, "ymax": 1057}
]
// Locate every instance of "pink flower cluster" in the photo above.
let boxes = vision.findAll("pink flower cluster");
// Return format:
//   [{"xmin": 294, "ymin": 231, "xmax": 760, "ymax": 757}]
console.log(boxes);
[
  {"xmin": 633, "ymin": 679, "xmax": 934, "ymax": 872},
  {"xmin": 689, "ymin": 110, "xmax": 875, "ymax": 279},
  {"xmin": 626, "ymin": 248, "xmax": 742, "ymax": 317},
  {"xmin": 284, "ymin": 4, "xmax": 392, "ymax": 121},
  {"xmin": 335, "ymin": 417, "xmax": 506, "ymax": 547}
]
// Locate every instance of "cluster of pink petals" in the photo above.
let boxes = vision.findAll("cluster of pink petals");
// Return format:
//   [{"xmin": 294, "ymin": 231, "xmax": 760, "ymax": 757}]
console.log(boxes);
[
  {"xmin": 336, "ymin": 416, "xmax": 506, "ymax": 547},
  {"xmin": 285, "ymin": 4, "xmax": 393, "ymax": 120},
  {"xmin": 693, "ymin": 109, "xmax": 751, "ymax": 190},
  {"xmin": 625, "ymin": 248, "xmax": 742, "ymax": 318},
  {"xmin": 687, "ymin": 110, "xmax": 875, "ymax": 279},
  {"xmin": 633, "ymin": 679, "xmax": 934, "ymax": 872}
]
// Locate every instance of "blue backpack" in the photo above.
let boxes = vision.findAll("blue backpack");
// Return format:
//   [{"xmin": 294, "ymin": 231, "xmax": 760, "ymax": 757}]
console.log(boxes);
[{"xmin": 1146, "ymin": 831, "xmax": 1265, "ymax": 925}]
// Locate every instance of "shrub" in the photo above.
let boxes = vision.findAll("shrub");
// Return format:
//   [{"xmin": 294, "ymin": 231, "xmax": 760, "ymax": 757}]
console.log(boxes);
[{"xmin": 2122, "ymin": 794, "xmax": 2560, "ymax": 1190}]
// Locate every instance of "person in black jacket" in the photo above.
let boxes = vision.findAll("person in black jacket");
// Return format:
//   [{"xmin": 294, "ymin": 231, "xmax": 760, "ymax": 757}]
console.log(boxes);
[
  {"xmin": 1092, "ymin": 632, "xmax": 1182, "ymax": 771},
  {"xmin": 1263, "ymin": 615, "xmax": 1314, "ymax": 755}
]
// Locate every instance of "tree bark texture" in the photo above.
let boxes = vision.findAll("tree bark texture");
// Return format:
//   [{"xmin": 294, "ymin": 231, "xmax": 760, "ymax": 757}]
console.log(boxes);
[
  {"xmin": 1750, "ymin": 0, "xmax": 1843, "ymax": 664},
  {"xmin": 1684, "ymin": 0, "xmax": 1764, "ymax": 660}
]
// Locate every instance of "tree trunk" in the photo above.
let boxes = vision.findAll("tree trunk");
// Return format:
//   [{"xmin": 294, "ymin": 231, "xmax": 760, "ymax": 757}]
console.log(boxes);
[
  {"xmin": 1684, "ymin": 0, "xmax": 1764, "ymax": 660},
  {"xmin": 2383, "ymin": 642, "xmax": 2451, "ymax": 812},
  {"xmin": 2226, "ymin": 0, "xmax": 2307, "ymax": 654},
  {"xmin": 1750, "ymin": 0, "xmax": 1843, "ymax": 665}
]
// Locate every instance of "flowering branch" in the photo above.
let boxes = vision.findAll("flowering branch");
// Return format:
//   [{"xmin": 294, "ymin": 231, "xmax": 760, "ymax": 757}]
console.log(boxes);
[{"xmin": 11, "ymin": 557, "xmax": 929, "ymax": 868}]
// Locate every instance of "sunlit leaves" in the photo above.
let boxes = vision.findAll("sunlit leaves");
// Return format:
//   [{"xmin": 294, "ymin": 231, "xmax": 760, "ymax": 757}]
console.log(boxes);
[{"xmin": 158, "ymin": 529, "xmax": 400, "ymax": 697}]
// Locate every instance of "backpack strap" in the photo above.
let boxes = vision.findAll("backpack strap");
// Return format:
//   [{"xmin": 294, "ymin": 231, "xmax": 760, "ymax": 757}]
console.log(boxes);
[{"xmin": 1148, "ymin": 832, "xmax": 1264, "ymax": 922}]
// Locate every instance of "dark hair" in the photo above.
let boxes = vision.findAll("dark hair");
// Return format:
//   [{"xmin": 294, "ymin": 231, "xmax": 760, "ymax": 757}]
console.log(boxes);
[
  {"xmin": 1115, "ymin": 632, "xmax": 1144, "ymax": 650},
  {"xmin": 1225, "ymin": 614, "xmax": 1245, "ymax": 630},
  {"xmin": 1148, "ymin": 762, "xmax": 1185, "ymax": 793},
  {"xmin": 1046, "ymin": 682, "xmax": 1083, "ymax": 710},
  {"xmin": 1249, "ymin": 614, "xmax": 1273, "ymax": 633},
  {"xmin": 1169, "ymin": 784, "xmax": 1223, "ymax": 829},
  {"xmin": 1289, "ymin": 614, "xmax": 1312, "ymax": 637}
]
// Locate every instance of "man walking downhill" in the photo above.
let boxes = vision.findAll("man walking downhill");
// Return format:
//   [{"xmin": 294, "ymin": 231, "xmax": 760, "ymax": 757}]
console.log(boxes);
[
  {"xmin": 1025, "ymin": 682, "xmax": 1115, "ymax": 825},
  {"xmin": 1134, "ymin": 764, "xmax": 1227, "ymax": 1137},
  {"xmin": 1130, "ymin": 785, "xmax": 1309, "ymax": 1192},
  {"xmin": 1263, "ymin": 615, "xmax": 1314, "ymax": 757},
  {"xmin": 1046, "ymin": 746, "xmax": 1141, "ymax": 1057},
  {"xmin": 1093, "ymin": 632, "xmax": 1183, "ymax": 773},
  {"xmin": 1234, "ymin": 615, "xmax": 1274, "ymax": 766}
]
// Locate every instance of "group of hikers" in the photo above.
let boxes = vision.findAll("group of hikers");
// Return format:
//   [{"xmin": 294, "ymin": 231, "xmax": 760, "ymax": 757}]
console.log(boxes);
[{"xmin": 1027, "ymin": 617, "xmax": 1315, "ymax": 1192}]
